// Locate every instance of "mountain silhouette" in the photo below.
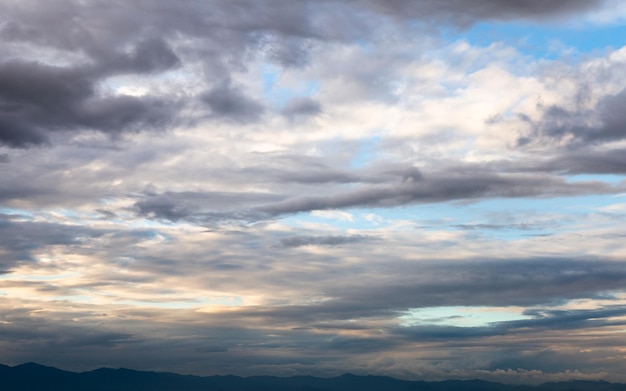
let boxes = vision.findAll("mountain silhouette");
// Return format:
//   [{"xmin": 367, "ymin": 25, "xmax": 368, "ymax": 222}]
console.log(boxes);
[{"xmin": 2, "ymin": 362, "xmax": 626, "ymax": 391}]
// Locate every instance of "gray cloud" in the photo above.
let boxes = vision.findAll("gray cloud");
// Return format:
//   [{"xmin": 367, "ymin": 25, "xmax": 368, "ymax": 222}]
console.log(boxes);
[
  {"xmin": 362, "ymin": 0, "xmax": 605, "ymax": 25},
  {"xmin": 1, "ymin": 254, "xmax": 625, "ymax": 379},
  {"xmin": 236, "ymin": 160, "xmax": 421, "ymax": 186},
  {"xmin": 0, "ymin": 215, "xmax": 106, "ymax": 267},
  {"xmin": 280, "ymin": 235, "xmax": 372, "ymax": 248},
  {"xmin": 524, "ymin": 148, "xmax": 626, "ymax": 175},
  {"xmin": 201, "ymin": 82, "xmax": 265, "ymax": 123},
  {"xmin": 518, "ymin": 88, "xmax": 626, "ymax": 149},
  {"xmin": 265, "ymin": 36, "xmax": 313, "ymax": 68},
  {"xmin": 452, "ymin": 223, "xmax": 544, "ymax": 231},
  {"xmin": 0, "ymin": 57, "xmax": 179, "ymax": 147},
  {"xmin": 257, "ymin": 172, "xmax": 619, "ymax": 220},
  {"xmin": 0, "ymin": 0, "xmax": 608, "ymax": 148},
  {"xmin": 110, "ymin": 37, "xmax": 181, "ymax": 74},
  {"xmin": 343, "ymin": 258, "xmax": 626, "ymax": 310},
  {"xmin": 0, "ymin": 318, "xmax": 135, "ymax": 350},
  {"xmin": 326, "ymin": 336, "xmax": 399, "ymax": 353},
  {"xmin": 281, "ymin": 97, "xmax": 323, "ymax": 120},
  {"xmin": 416, "ymin": 147, "xmax": 626, "ymax": 178},
  {"xmin": 133, "ymin": 190, "xmax": 284, "ymax": 223},
  {"xmin": 132, "ymin": 169, "xmax": 623, "ymax": 225},
  {"xmin": 205, "ymin": 258, "xmax": 626, "ymax": 327}
]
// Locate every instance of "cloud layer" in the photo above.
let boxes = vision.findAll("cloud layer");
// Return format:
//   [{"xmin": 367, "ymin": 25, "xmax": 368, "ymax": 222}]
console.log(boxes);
[{"xmin": 1, "ymin": 0, "xmax": 626, "ymax": 385}]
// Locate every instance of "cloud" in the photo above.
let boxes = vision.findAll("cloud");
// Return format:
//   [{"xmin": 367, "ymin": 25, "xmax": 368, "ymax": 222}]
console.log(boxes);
[
  {"xmin": 0, "ymin": 215, "xmax": 106, "ymax": 267},
  {"xmin": 0, "ymin": 0, "xmax": 608, "ymax": 148},
  {"xmin": 529, "ymin": 148, "xmax": 626, "ymax": 174},
  {"xmin": 1, "ymin": 0, "xmax": 626, "ymax": 384},
  {"xmin": 326, "ymin": 336, "xmax": 399, "ymax": 353},
  {"xmin": 111, "ymin": 37, "xmax": 181, "ymax": 74},
  {"xmin": 197, "ymin": 258, "xmax": 626, "ymax": 327},
  {"xmin": 361, "ymin": 0, "xmax": 605, "ymax": 26},
  {"xmin": 201, "ymin": 82, "xmax": 265, "ymax": 123},
  {"xmin": 0, "ymin": 57, "xmax": 179, "ymax": 147},
  {"xmin": 133, "ymin": 191, "xmax": 284, "ymax": 223},
  {"xmin": 281, "ymin": 97, "xmax": 323, "ymax": 120},
  {"xmin": 256, "ymin": 172, "xmax": 620, "ymax": 220},
  {"xmin": 130, "ymin": 168, "xmax": 624, "ymax": 226},
  {"xmin": 520, "ymin": 88, "xmax": 626, "ymax": 148},
  {"xmin": 395, "ymin": 306, "xmax": 626, "ymax": 343},
  {"xmin": 279, "ymin": 235, "xmax": 372, "ymax": 248}
]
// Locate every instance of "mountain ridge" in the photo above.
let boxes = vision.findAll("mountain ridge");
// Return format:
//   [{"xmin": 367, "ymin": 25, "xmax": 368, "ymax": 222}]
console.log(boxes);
[{"xmin": 1, "ymin": 362, "xmax": 625, "ymax": 391}]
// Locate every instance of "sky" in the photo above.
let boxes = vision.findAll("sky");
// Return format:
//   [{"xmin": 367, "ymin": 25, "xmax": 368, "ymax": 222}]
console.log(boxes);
[{"xmin": 1, "ymin": 0, "xmax": 626, "ymax": 385}]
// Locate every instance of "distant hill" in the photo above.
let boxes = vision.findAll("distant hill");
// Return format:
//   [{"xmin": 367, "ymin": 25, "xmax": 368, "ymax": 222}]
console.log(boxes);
[{"xmin": 1, "ymin": 362, "xmax": 625, "ymax": 391}]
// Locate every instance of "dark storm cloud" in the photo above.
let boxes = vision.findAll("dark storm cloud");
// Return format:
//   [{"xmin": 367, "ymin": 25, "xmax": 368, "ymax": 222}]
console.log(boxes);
[
  {"xmin": 280, "ymin": 235, "xmax": 371, "ymax": 248},
  {"xmin": 519, "ymin": 88, "xmax": 626, "ymax": 149},
  {"xmin": 0, "ymin": 57, "xmax": 179, "ymax": 147},
  {"xmin": 0, "ymin": 61, "xmax": 89, "ymax": 146},
  {"xmin": 0, "ymin": 0, "xmax": 339, "ymax": 147},
  {"xmin": 0, "ymin": 2, "xmax": 199, "ymax": 146}
]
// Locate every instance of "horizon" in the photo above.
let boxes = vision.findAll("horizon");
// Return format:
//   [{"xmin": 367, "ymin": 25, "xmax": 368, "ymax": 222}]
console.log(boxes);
[
  {"xmin": 1, "ymin": 0, "xmax": 626, "ymax": 385},
  {"xmin": 1, "ymin": 361, "xmax": 623, "ymax": 386}
]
